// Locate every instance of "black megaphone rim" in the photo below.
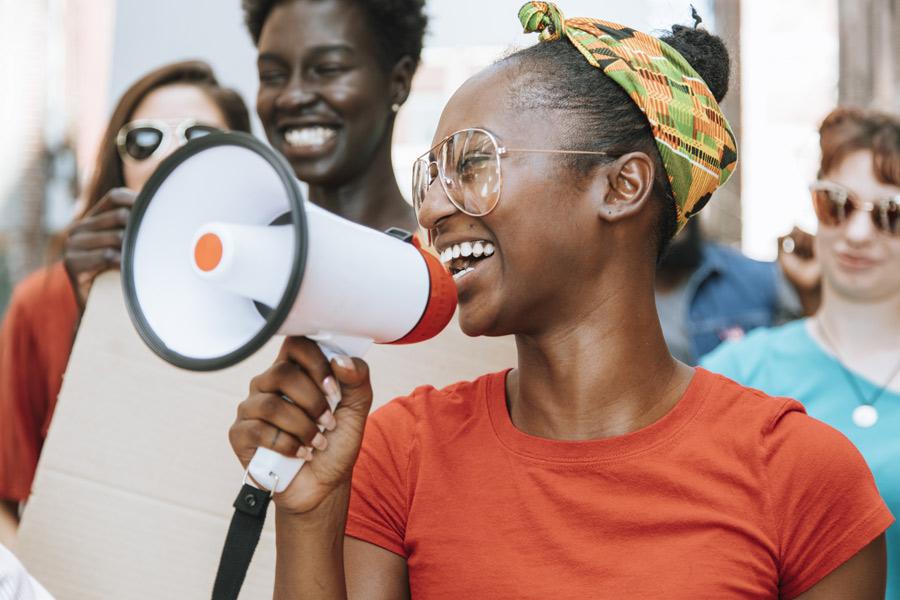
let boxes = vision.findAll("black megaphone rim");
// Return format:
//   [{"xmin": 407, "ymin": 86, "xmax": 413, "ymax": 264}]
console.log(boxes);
[{"xmin": 121, "ymin": 131, "xmax": 308, "ymax": 371}]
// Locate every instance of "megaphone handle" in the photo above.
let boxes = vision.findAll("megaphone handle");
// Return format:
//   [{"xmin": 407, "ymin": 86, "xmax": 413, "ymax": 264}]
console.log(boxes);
[{"xmin": 246, "ymin": 336, "xmax": 372, "ymax": 494}]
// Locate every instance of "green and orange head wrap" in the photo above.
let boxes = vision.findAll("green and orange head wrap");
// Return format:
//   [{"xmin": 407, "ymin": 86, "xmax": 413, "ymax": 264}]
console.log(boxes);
[{"xmin": 518, "ymin": 2, "xmax": 738, "ymax": 231}]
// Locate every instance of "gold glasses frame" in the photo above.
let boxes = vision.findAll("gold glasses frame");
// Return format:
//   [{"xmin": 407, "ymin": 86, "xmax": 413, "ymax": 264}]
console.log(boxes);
[{"xmin": 413, "ymin": 127, "xmax": 613, "ymax": 220}]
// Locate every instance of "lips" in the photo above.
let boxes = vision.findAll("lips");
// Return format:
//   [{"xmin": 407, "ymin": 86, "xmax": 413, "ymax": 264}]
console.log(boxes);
[{"xmin": 836, "ymin": 251, "xmax": 879, "ymax": 271}]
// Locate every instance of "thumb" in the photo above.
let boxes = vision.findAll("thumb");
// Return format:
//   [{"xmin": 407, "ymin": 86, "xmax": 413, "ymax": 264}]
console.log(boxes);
[{"xmin": 330, "ymin": 355, "xmax": 373, "ymax": 414}]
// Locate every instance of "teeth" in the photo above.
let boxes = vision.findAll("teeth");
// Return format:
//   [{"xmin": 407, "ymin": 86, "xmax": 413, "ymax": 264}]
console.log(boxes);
[
  {"xmin": 453, "ymin": 267, "xmax": 475, "ymax": 281},
  {"xmin": 284, "ymin": 126, "xmax": 336, "ymax": 148},
  {"xmin": 439, "ymin": 240, "xmax": 496, "ymax": 267}
]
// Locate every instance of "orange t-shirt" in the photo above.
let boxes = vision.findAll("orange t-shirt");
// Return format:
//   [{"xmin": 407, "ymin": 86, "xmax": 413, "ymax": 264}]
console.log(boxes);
[
  {"xmin": 0, "ymin": 262, "xmax": 79, "ymax": 501},
  {"xmin": 347, "ymin": 368, "xmax": 893, "ymax": 599}
]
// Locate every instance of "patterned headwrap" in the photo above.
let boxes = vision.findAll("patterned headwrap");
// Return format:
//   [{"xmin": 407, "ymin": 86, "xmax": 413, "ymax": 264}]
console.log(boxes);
[{"xmin": 518, "ymin": 2, "xmax": 738, "ymax": 231}]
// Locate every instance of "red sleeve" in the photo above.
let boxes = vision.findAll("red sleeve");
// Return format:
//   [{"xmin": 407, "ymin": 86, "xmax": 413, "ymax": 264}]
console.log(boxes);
[
  {"xmin": 345, "ymin": 392, "xmax": 421, "ymax": 558},
  {"xmin": 763, "ymin": 400, "xmax": 894, "ymax": 599},
  {"xmin": 0, "ymin": 286, "xmax": 47, "ymax": 501}
]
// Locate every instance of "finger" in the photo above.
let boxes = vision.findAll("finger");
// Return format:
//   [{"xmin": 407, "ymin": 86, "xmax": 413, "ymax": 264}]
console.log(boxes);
[
  {"xmin": 84, "ymin": 188, "xmax": 136, "ymax": 217},
  {"xmin": 65, "ymin": 230, "xmax": 125, "ymax": 252},
  {"xmin": 63, "ymin": 249, "xmax": 121, "ymax": 277},
  {"xmin": 329, "ymin": 355, "xmax": 373, "ymax": 415},
  {"xmin": 229, "ymin": 419, "xmax": 304, "ymax": 466},
  {"xmin": 252, "ymin": 360, "xmax": 331, "ymax": 426},
  {"xmin": 70, "ymin": 207, "xmax": 131, "ymax": 233},
  {"xmin": 238, "ymin": 392, "xmax": 322, "ymax": 448},
  {"xmin": 277, "ymin": 337, "xmax": 342, "ymax": 410}
]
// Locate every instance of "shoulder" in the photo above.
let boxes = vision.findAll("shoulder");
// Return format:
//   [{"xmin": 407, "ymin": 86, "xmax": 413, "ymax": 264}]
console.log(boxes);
[
  {"xmin": 700, "ymin": 320, "xmax": 808, "ymax": 378},
  {"xmin": 366, "ymin": 372, "xmax": 500, "ymax": 439},
  {"xmin": 7, "ymin": 263, "xmax": 74, "ymax": 318},
  {"xmin": 704, "ymin": 243, "xmax": 777, "ymax": 279}
]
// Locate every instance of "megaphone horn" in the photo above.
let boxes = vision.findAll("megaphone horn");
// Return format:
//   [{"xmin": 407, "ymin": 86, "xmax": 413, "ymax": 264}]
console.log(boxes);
[{"xmin": 122, "ymin": 131, "xmax": 457, "ymax": 374}]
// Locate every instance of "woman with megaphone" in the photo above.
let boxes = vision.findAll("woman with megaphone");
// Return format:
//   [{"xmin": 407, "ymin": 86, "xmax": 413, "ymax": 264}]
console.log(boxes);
[
  {"xmin": 229, "ymin": 4, "xmax": 891, "ymax": 598},
  {"xmin": 0, "ymin": 61, "xmax": 251, "ymax": 544}
]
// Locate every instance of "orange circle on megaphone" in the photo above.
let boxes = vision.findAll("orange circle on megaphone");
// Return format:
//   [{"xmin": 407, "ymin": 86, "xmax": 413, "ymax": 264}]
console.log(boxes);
[{"xmin": 195, "ymin": 233, "xmax": 223, "ymax": 272}]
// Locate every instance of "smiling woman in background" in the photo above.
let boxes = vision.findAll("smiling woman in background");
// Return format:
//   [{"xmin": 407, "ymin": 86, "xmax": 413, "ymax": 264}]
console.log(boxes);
[
  {"xmin": 0, "ymin": 61, "xmax": 251, "ymax": 546},
  {"xmin": 703, "ymin": 107, "xmax": 900, "ymax": 598},
  {"xmin": 242, "ymin": 0, "xmax": 426, "ymax": 233}
]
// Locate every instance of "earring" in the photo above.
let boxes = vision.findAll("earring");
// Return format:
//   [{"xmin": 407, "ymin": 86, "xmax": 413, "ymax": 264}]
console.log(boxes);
[{"xmin": 391, "ymin": 103, "xmax": 401, "ymax": 113}]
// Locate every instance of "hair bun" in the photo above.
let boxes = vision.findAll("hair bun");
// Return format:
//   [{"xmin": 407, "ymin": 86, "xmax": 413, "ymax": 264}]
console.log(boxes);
[{"xmin": 660, "ymin": 24, "xmax": 731, "ymax": 103}]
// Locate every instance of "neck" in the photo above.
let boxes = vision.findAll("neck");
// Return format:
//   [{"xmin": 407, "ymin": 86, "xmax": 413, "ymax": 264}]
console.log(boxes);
[
  {"xmin": 816, "ymin": 285, "xmax": 900, "ymax": 354},
  {"xmin": 307, "ymin": 131, "xmax": 415, "ymax": 233},
  {"xmin": 507, "ymin": 268, "xmax": 693, "ymax": 441},
  {"xmin": 814, "ymin": 284, "xmax": 900, "ymax": 391}
]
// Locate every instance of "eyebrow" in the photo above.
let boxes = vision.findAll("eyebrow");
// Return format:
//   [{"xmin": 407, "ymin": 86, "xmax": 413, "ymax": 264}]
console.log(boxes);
[{"xmin": 257, "ymin": 44, "xmax": 355, "ymax": 64}]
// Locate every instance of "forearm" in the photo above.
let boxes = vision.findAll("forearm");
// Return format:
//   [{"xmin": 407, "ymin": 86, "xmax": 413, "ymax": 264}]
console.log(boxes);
[
  {"xmin": 0, "ymin": 499, "xmax": 19, "ymax": 549},
  {"xmin": 274, "ymin": 483, "xmax": 351, "ymax": 600}
]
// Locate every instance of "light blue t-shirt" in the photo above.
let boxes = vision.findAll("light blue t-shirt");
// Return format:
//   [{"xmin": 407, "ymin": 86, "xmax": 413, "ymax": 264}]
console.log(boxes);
[{"xmin": 702, "ymin": 319, "xmax": 900, "ymax": 598}]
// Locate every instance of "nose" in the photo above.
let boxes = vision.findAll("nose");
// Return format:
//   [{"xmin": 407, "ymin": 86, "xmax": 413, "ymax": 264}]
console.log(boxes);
[
  {"xmin": 844, "ymin": 205, "xmax": 876, "ymax": 245},
  {"xmin": 275, "ymin": 73, "xmax": 317, "ymax": 111},
  {"xmin": 416, "ymin": 165, "xmax": 459, "ymax": 231}
]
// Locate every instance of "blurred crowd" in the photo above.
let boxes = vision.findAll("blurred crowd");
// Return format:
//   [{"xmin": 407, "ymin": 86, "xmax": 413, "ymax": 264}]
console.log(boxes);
[{"xmin": 0, "ymin": 0, "xmax": 898, "ymax": 598}]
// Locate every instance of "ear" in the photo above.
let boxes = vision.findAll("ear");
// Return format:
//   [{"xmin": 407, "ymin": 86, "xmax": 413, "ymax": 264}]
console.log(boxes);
[
  {"xmin": 388, "ymin": 56, "xmax": 416, "ymax": 109},
  {"xmin": 593, "ymin": 152, "xmax": 656, "ymax": 223}
]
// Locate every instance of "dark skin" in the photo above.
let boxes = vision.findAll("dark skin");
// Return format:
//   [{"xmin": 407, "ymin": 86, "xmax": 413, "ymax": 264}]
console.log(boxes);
[
  {"xmin": 255, "ymin": 0, "xmax": 416, "ymax": 232},
  {"xmin": 63, "ymin": 188, "xmax": 136, "ymax": 309},
  {"xmin": 230, "ymin": 62, "xmax": 886, "ymax": 598}
]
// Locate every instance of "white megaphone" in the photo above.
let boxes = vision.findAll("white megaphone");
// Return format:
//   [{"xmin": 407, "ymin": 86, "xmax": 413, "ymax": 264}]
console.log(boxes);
[{"xmin": 121, "ymin": 132, "xmax": 457, "ymax": 492}]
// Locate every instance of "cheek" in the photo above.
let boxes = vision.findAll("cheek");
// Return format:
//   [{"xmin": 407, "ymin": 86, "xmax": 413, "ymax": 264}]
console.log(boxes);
[
  {"xmin": 324, "ymin": 76, "xmax": 386, "ymax": 120},
  {"xmin": 122, "ymin": 159, "xmax": 156, "ymax": 192},
  {"xmin": 256, "ymin": 89, "xmax": 274, "ymax": 124}
]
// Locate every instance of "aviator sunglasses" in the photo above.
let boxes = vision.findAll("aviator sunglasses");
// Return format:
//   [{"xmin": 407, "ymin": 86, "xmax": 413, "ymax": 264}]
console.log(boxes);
[
  {"xmin": 413, "ymin": 127, "xmax": 612, "ymax": 222},
  {"xmin": 810, "ymin": 180, "xmax": 900, "ymax": 236},
  {"xmin": 116, "ymin": 118, "xmax": 221, "ymax": 162}
]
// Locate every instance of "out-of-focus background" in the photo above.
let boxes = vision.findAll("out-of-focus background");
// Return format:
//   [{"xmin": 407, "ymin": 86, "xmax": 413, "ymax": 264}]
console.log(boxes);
[{"xmin": 0, "ymin": 0, "xmax": 898, "ymax": 315}]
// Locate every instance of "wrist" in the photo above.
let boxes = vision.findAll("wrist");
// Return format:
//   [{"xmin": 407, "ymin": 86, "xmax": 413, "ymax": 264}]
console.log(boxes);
[{"xmin": 277, "ymin": 481, "xmax": 351, "ymax": 527}]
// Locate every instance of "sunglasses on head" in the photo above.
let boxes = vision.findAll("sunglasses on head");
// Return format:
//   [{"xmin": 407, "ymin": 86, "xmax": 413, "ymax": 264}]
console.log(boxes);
[
  {"xmin": 412, "ymin": 127, "xmax": 612, "ymax": 224},
  {"xmin": 810, "ymin": 180, "xmax": 900, "ymax": 237},
  {"xmin": 116, "ymin": 118, "xmax": 221, "ymax": 162}
]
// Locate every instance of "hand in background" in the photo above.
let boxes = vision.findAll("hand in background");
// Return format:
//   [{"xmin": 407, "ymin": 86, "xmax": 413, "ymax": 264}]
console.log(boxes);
[
  {"xmin": 62, "ymin": 188, "xmax": 136, "ymax": 309},
  {"xmin": 778, "ymin": 226, "xmax": 822, "ymax": 315}
]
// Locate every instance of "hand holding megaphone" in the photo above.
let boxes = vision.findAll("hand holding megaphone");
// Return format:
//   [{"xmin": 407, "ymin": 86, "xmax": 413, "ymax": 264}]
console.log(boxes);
[{"xmin": 229, "ymin": 336, "xmax": 373, "ymax": 514}]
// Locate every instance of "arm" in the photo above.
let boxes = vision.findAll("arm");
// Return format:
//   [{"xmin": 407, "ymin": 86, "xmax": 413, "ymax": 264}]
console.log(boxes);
[
  {"xmin": 0, "ymin": 500, "xmax": 17, "ymax": 549},
  {"xmin": 793, "ymin": 535, "xmax": 886, "ymax": 600}
]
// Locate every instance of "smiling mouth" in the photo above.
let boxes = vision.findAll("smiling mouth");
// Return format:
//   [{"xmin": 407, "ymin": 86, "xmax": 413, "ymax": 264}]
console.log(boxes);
[
  {"xmin": 282, "ymin": 126, "xmax": 338, "ymax": 149},
  {"xmin": 439, "ymin": 240, "xmax": 495, "ymax": 280}
]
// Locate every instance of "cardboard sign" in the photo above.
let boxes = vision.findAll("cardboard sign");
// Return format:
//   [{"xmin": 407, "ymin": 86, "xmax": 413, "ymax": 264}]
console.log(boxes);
[{"xmin": 16, "ymin": 272, "xmax": 516, "ymax": 598}]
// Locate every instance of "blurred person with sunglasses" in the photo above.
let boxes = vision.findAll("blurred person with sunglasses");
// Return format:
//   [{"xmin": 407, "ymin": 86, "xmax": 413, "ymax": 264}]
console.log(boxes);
[
  {"xmin": 242, "ymin": 0, "xmax": 425, "ymax": 234},
  {"xmin": 703, "ymin": 107, "xmax": 900, "ymax": 597},
  {"xmin": 0, "ymin": 60, "xmax": 251, "ymax": 545},
  {"xmin": 227, "ymin": 5, "xmax": 890, "ymax": 597}
]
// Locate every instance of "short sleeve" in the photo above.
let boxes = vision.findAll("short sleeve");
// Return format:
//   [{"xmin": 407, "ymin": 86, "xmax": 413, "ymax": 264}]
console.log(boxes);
[
  {"xmin": 0, "ymin": 289, "xmax": 45, "ymax": 501},
  {"xmin": 763, "ymin": 403, "xmax": 894, "ymax": 598},
  {"xmin": 346, "ymin": 392, "xmax": 421, "ymax": 558}
]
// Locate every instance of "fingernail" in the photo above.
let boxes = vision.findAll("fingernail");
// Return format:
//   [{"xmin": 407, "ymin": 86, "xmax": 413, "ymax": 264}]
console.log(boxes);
[
  {"xmin": 323, "ymin": 376, "xmax": 342, "ymax": 407},
  {"xmin": 311, "ymin": 433, "xmax": 328, "ymax": 451},
  {"xmin": 334, "ymin": 355, "xmax": 355, "ymax": 372},
  {"xmin": 317, "ymin": 410, "xmax": 337, "ymax": 432},
  {"xmin": 295, "ymin": 446, "xmax": 313, "ymax": 461}
]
